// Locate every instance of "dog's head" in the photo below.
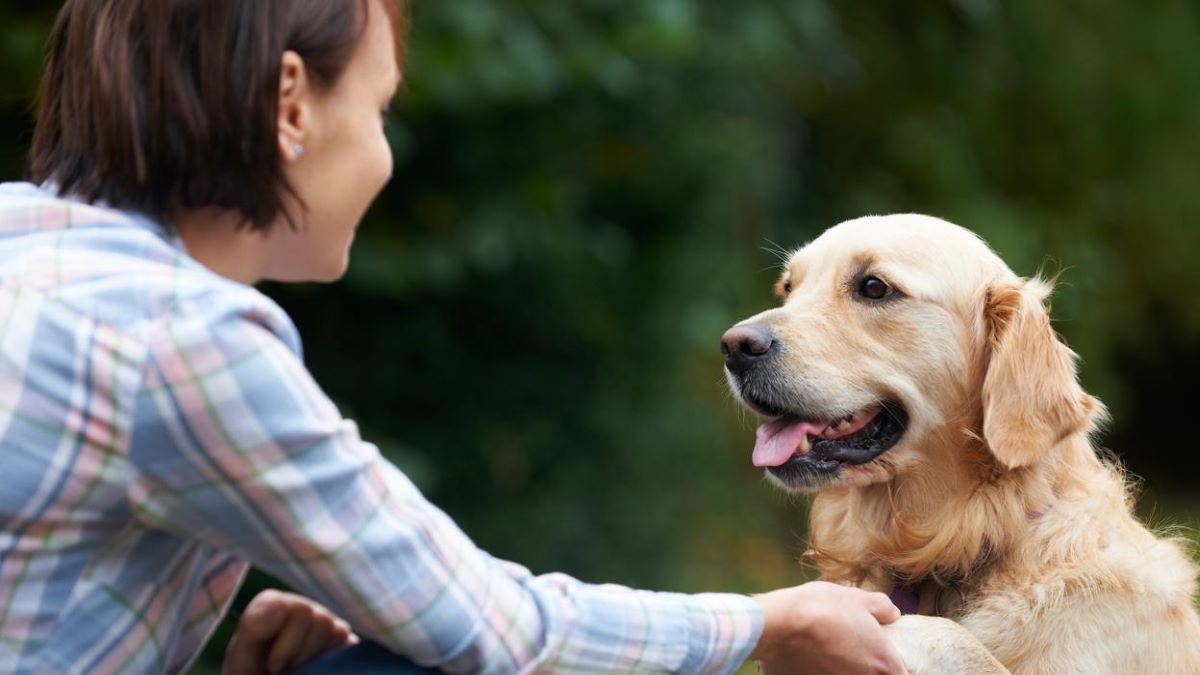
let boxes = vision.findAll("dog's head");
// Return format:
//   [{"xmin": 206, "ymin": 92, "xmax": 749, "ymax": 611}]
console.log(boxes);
[{"xmin": 724, "ymin": 215, "xmax": 1103, "ymax": 492}]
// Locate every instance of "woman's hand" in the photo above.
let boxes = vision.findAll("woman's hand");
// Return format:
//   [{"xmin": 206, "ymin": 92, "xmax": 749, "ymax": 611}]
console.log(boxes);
[
  {"xmin": 224, "ymin": 590, "xmax": 359, "ymax": 675},
  {"xmin": 750, "ymin": 581, "xmax": 907, "ymax": 675}
]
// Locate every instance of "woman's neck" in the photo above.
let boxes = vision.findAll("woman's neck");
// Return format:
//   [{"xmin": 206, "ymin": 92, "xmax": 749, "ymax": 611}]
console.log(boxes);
[{"xmin": 173, "ymin": 208, "xmax": 271, "ymax": 285}]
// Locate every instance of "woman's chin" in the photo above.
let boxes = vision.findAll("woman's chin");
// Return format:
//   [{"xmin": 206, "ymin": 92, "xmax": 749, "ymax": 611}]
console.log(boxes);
[{"xmin": 265, "ymin": 253, "xmax": 350, "ymax": 284}]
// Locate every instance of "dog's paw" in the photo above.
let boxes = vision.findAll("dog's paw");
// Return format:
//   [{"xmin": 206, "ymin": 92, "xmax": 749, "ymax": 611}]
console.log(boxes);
[{"xmin": 884, "ymin": 615, "xmax": 1009, "ymax": 674}]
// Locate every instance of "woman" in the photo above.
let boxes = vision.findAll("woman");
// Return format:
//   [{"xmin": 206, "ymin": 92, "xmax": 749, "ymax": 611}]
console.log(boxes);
[{"xmin": 0, "ymin": 1, "xmax": 904, "ymax": 673}]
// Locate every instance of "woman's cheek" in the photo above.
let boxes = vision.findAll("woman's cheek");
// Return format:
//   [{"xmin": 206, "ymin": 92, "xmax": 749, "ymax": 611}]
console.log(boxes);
[
  {"xmin": 375, "ymin": 128, "xmax": 394, "ymax": 187},
  {"xmin": 348, "ymin": 134, "xmax": 391, "ymax": 225}
]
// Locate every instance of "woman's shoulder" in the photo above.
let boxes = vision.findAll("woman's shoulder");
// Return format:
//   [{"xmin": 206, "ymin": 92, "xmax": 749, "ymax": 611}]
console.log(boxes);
[
  {"xmin": 0, "ymin": 182, "xmax": 141, "ymax": 232},
  {"xmin": 0, "ymin": 182, "xmax": 301, "ymax": 355}
]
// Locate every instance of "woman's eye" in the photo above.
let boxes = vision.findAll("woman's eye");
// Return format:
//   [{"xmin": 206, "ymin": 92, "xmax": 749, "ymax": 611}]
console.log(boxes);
[{"xmin": 856, "ymin": 275, "xmax": 891, "ymax": 300}]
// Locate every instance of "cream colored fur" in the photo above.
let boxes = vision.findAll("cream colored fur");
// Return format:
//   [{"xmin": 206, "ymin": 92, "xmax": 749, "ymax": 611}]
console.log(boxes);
[{"xmin": 732, "ymin": 215, "xmax": 1200, "ymax": 674}]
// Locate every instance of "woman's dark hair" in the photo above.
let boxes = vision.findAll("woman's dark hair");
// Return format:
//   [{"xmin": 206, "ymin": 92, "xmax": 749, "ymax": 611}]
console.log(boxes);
[{"xmin": 28, "ymin": 0, "xmax": 406, "ymax": 231}]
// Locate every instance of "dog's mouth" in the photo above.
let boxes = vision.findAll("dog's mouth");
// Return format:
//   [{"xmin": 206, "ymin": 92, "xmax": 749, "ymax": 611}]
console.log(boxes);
[{"xmin": 751, "ymin": 401, "xmax": 908, "ymax": 482}]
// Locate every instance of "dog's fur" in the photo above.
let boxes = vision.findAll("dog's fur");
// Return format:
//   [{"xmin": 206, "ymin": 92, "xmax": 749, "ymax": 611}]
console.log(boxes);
[{"xmin": 725, "ymin": 215, "xmax": 1200, "ymax": 673}]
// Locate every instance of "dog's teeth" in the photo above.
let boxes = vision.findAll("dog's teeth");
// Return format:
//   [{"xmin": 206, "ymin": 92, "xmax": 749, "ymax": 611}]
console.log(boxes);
[
  {"xmin": 836, "ymin": 420, "xmax": 852, "ymax": 432},
  {"xmin": 800, "ymin": 435, "xmax": 813, "ymax": 452}
]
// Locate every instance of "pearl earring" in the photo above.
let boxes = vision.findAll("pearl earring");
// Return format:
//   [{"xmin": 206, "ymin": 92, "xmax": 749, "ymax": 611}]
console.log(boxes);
[{"xmin": 293, "ymin": 143, "xmax": 305, "ymax": 158}]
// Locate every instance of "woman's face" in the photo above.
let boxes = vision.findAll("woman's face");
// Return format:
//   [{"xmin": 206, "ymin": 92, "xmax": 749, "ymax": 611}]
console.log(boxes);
[{"xmin": 267, "ymin": 0, "xmax": 401, "ymax": 282}]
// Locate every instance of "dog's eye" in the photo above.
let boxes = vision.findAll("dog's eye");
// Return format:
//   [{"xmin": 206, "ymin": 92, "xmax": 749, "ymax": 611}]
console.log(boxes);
[
  {"xmin": 776, "ymin": 275, "xmax": 794, "ymax": 299},
  {"xmin": 857, "ymin": 276, "xmax": 891, "ymax": 300}
]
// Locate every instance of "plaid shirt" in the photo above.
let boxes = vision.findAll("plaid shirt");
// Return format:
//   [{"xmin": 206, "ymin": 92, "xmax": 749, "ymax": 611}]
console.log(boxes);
[{"xmin": 0, "ymin": 183, "xmax": 762, "ymax": 674}]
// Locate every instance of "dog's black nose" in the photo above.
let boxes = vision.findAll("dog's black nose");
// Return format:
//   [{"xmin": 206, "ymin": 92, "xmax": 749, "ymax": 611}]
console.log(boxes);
[{"xmin": 721, "ymin": 323, "xmax": 777, "ymax": 375}]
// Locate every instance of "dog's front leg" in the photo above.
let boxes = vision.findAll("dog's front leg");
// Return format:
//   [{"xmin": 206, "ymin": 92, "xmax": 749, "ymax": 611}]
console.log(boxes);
[{"xmin": 883, "ymin": 615, "xmax": 1009, "ymax": 674}]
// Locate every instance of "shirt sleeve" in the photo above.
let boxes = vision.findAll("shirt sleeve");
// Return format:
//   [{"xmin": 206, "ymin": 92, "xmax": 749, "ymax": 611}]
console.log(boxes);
[{"xmin": 125, "ymin": 306, "xmax": 762, "ymax": 674}]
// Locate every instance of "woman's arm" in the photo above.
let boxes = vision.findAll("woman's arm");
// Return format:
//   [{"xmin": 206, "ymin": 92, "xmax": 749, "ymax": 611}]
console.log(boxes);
[{"xmin": 126, "ymin": 309, "xmax": 762, "ymax": 674}]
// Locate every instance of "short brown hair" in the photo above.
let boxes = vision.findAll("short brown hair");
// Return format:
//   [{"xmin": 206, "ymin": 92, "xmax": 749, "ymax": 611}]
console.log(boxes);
[{"xmin": 28, "ymin": 0, "xmax": 406, "ymax": 231}]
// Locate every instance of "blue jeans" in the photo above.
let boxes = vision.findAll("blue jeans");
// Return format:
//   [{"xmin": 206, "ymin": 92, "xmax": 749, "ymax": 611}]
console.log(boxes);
[{"xmin": 295, "ymin": 640, "xmax": 441, "ymax": 675}]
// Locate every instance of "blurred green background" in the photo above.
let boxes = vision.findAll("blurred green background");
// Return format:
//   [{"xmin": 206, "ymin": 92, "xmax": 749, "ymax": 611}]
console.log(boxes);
[{"xmin": 2, "ymin": 0, "xmax": 1199, "ymax": 672}]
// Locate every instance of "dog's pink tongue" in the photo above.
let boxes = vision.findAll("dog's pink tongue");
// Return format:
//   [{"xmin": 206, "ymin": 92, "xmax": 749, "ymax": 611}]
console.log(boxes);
[{"xmin": 753, "ymin": 416, "xmax": 825, "ymax": 467}]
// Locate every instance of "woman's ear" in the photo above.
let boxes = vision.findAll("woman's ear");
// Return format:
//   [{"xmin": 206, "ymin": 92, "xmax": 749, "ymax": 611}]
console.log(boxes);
[
  {"xmin": 277, "ymin": 50, "xmax": 312, "ymax": 162},
  {"xmin": 981, "ymin": 278, "xmax": 1102, "ymax": 469}
]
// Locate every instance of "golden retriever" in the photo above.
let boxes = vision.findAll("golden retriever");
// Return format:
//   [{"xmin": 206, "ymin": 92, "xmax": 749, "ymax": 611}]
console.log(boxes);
[{"xmin": 721, "ymin": 215, "xmax": 1200, "ymax": 674}]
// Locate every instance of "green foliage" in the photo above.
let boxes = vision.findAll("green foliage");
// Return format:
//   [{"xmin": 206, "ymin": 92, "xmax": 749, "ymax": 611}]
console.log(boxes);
[{"xmin": 2, "ymin": 1, "xmax": 1198, "ymax": 671}]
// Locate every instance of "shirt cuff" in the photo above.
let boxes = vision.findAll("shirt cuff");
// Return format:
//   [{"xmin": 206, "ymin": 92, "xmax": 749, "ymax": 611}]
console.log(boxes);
[{"xmin": 677, "ymin": 593, "xmax": 764, "ymax": 675}]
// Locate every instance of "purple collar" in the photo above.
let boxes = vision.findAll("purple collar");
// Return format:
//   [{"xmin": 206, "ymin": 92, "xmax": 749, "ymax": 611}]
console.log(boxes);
[
  {"xmin": 887, "ymin": 579, "xmax": 965, "ymax": 616},
  {"xmin": 888, "ymin": 582, "xmax": 921, "ymax": 615}
]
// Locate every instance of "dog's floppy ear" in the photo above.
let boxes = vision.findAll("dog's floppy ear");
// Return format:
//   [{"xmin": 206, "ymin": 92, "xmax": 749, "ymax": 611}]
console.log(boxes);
[{"xmin": 981, "ymin": 278, "xmax": 1100, "ymax": 469}]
